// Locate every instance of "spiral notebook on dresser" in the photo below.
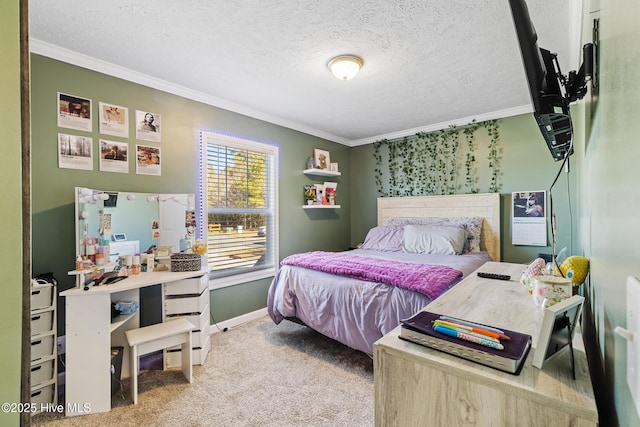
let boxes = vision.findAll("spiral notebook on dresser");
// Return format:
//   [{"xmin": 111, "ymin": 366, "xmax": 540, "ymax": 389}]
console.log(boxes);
[{"xmin": 399, "ymin": 311, "xmax": 532, "ymax": 375}]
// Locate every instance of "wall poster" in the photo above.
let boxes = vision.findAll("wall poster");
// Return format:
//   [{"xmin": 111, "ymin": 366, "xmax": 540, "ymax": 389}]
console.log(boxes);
[
  {"xmin": 512, "ymin": 190, "xmax": 547, "ymax": 246},
  {"xmin": 135, "ymin": 144, "xmax": 161, "ymax": 176},
  {"xmin": 99, "ymin": 139, "xmax": 129, "ymax": 173},
  {"xmin": 58, "ymin": 133, "xmax": 93, "ymax": 170},
  {"xmin": 99, "ymin": 102, "xmax": 129, "ymax": 138},
  {"xmin": 135, "ymin": 110, "xmax": 161, "ymax": 143},
  {"xmin": 57, "ymin": 92, "xmax": 92, "ymax": 132}
]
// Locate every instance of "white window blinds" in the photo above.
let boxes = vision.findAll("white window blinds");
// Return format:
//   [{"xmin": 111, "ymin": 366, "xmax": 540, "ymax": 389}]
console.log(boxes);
[{"xmin": 200, "ymin": 131, "xmax": 278, "ymax": 283}]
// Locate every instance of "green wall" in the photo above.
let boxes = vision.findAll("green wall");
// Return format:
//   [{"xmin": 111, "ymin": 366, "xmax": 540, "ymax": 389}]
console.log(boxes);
[
  {"xmin": 13, "ymin": 1, "xmax": 640, "ymax": 425},
  {"xmin": 578, "ymin": 1, "xmax": 640, "ymax": 425},
  {"xmin": 349, "ymin": 113, "xmax": 578, "ymax": 264},
  {"xmin": 30, "ymin": 54, "xmax": 351, "ymax": 331},
  {"xmin": 0, "ymin": 1, "xmax": 24, "ymax": 425}
]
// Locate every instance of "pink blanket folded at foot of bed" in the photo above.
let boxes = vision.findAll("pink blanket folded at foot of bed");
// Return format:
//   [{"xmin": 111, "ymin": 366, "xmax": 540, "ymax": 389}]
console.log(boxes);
[{"xmin": 281, "ymin": 251, "xmax": 462, "ymax": 300}]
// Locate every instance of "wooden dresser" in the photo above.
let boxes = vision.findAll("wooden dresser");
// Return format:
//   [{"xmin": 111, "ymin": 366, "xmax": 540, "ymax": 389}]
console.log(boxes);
[{"xmin": 374, "ymin": 262, "xmax": 598, "ymax": 427}]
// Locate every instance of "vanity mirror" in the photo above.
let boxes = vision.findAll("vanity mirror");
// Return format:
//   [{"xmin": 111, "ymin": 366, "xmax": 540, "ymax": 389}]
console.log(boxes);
[{"xmin": 75, "ymin": 187, "xmax": 196, "ymax": 261}]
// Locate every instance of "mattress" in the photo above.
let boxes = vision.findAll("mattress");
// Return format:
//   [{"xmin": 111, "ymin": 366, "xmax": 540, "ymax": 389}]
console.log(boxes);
[{"xmin": 267, "ymin": 249, "xmax": 491, "ymax": 355}]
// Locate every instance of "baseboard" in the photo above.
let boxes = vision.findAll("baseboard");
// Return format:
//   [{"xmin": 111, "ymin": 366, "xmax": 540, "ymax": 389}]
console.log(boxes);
[{"xmin": 209, "ymin": 308, "xmax": 268, "ymax": 335}]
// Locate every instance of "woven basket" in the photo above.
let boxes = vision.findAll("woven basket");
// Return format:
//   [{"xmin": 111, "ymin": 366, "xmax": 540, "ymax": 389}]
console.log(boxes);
[{"xmin": 170, "ymin": 253, "xmax": 202, "ymax": 272}]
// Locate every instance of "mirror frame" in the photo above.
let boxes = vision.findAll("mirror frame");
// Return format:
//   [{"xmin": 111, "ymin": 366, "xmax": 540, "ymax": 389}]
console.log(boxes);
[{"xmin": 75, "ymin": 187, "xmax": 195, "ymax": 258}]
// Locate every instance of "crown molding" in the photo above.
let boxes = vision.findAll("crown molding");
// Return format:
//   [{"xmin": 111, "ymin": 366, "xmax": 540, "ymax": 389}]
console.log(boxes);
[
  {"xmin": 29, "ymin": 39, "xmax": 350, "ymax": 145},
  {"xmin": 346, "ymin": 105, "xmax": 533, "ymax": 147},
  {"xmin": 30, "ymin": 39, "xmax": 531, "ymax": 148}
]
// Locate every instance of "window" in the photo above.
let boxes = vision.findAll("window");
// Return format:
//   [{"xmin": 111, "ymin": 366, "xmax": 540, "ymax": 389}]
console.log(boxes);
[{"xmin": 199, "ymin": 131, "xmax": 279, "ymax": 287}]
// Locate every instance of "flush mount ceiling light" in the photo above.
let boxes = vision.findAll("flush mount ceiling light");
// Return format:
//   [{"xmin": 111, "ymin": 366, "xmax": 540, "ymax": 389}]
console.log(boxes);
[{"xmin": 328, "ymin": 55, "xmax": 363, "ymax": 80}]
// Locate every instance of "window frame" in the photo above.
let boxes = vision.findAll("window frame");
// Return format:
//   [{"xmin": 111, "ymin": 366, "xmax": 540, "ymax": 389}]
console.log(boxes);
[{"xmin": 199, "ymin": 131, "xmax": 279, "ymax": 289}]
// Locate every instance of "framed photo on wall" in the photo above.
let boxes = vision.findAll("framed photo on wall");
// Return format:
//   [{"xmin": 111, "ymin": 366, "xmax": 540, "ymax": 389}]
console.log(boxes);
[{"xmin": 313, "ymin": 148, "xmax": 331, "ymax": 170}]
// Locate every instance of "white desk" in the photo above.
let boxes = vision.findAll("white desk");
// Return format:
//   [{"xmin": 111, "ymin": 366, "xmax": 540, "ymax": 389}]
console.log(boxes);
[
  {"xmin": 61, "ymin": 269, "xmax": 209, "ymax": 416},
  {"xmin": 374, "ymin": 262, "xmax": 598, "ymax": 426}
]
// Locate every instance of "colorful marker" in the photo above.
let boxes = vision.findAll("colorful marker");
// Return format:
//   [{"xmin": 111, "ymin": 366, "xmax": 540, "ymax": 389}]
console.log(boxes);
[
  {"xmin": 434, "ymin": 325, "xmax": 504, "ymax": 350},
  {"xmin": 439, "ymin": 316, "xmax": 511, "ymax": 340},
  {"xmin": 433, "ymin": 320, "xmax": 501, "ymax": 342}
]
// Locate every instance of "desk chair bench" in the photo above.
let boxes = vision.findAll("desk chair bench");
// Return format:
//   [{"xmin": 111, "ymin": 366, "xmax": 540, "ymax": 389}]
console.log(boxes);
[{"xmin": 124, "ymin": 318, "xmax": 195, "ymax": 404}]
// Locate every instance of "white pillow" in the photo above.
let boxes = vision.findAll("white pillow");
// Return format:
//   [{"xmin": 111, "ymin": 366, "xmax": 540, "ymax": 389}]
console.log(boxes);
[
  {"xmin": 402, "ymin": 225, "xmax": 468, "ymax": 255},
  {"xmin": 383, "ymin": 216, "xmax": 483, "ymax": 252}
]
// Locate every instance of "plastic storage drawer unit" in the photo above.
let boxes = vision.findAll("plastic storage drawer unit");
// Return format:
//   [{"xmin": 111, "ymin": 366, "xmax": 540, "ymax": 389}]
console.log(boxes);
[
  {"xmin": 31, "ymin": 309, "xmax": 55, "ymax": 336},
  {"xmin": 31, "ymin": 284, "xmax": 54, "ymax": 311}
]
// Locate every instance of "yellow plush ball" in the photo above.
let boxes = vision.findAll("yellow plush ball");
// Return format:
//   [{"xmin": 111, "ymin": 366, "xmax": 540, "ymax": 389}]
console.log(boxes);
[{"xmin": 558, "ymin": 256, "xmax": 590, "ymax": 284}]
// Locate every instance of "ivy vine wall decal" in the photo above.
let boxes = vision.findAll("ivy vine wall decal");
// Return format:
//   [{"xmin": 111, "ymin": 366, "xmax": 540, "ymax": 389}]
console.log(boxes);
[{"xmin": 373, "ymin": 119, "xmax": 502, "ymax": 197}]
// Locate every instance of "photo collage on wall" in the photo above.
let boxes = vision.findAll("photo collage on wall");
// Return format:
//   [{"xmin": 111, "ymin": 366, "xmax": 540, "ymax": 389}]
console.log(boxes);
[{"xmin": 56, "ymin": 91, "xmax": 162, "ymax": 176}]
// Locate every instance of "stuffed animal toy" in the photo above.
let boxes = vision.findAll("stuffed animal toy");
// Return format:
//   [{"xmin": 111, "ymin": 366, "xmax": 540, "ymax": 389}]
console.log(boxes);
[{"xmin": 557, "ymin": 256, "xmax": 590, "ymax": 293}]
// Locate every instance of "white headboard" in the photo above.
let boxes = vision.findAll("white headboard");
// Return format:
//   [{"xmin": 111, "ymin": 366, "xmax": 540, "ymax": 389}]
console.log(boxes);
[{"xmin": 377, "ymin": 193, "xmax": 501, "ymax": 261}]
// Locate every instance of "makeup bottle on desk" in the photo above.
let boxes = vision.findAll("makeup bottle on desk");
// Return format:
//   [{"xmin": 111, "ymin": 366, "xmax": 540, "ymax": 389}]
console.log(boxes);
[
  {"xmin": 95, "ymin": 253, "xmax": 105, "ymax": 266},
  {"xmin": 98, "ymin": 239, "xmax": 110, "ymax": 264},
  {"xmin": 85, "ymin": 244, "xmax": 96, "ymax": 263},
  {"xmin": 121, "ymin": 255, "xmax": 133, "ymax": 275},
  {"xmin": 131, "ymin": 255, "xmax": 141, "ymax": 275},
  {"xmin": 147, "ymin": 254, "xmax": 154, "ymax": 272}
]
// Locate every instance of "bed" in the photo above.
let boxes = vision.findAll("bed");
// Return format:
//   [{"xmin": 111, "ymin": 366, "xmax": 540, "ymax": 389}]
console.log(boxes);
[{"xmin": 267, "ymin": 193, "xmax": 501, "ymax": 355}]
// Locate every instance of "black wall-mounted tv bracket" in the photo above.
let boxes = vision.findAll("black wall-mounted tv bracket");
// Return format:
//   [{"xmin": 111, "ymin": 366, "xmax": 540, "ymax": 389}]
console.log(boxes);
[
  {"xmin": 548, "ymin": 43, "xmax": 595, "ymax": 173},
  {"xmin": 557, "ymin": 43, "xmax": 594, "ymax": 104}
]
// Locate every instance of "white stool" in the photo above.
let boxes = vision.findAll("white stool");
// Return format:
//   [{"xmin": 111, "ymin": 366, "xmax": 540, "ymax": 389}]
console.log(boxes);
[{"xmin": 124, "ymin": 318, "xmax": 195, "ymax": 404}]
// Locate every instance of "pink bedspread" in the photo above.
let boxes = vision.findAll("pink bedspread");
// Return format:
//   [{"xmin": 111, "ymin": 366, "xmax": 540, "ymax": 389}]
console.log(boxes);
[{"xmin": 281, "ymin": 251, "xmax": 462, "ymax": 300}]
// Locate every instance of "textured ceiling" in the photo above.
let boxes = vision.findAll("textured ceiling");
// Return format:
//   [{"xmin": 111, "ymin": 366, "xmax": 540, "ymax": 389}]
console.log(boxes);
[{"xmin": 29, "ymin": 0, "xmax": 581, "ymax": 146}]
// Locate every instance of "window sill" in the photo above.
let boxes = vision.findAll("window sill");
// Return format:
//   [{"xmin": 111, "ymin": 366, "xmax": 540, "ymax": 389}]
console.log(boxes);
[{"xmin": 207, "ymin": 268, "xmax": 276, "ymax": 290}]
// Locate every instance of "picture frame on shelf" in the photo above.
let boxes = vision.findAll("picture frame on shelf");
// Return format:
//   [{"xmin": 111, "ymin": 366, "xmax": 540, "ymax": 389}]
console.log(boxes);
[
  {"xmin": 324, "ymin": 182, "xmax": 337, "ymax": 205},
  {"xmin": 330, "ymin": 162, "xmax": 339, "ymax": 172},
  {"xmin": 532, "ymin": 295, "xmax": 585, "ymax": 376},
  {"xmin": 304, "ymin": 185, "xmax": 316, "ymax": 205},
  {"xmin": 313, "ymin": 148, "xmax": 331, "ymax": 170},
  {"xmin": 314, "ymin": 184, "xmax": 324, "ymax": 205}
]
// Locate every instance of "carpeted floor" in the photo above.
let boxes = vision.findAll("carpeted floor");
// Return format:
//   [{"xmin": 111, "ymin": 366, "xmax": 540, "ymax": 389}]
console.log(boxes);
[{"xmin": 32, "ymin": 315, "xmax": 374, "ymax": 427}]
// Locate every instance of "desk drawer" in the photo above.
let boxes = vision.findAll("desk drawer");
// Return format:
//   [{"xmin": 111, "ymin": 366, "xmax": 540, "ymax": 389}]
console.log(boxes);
[
  {"xmin": 192, "ymin": 326, "xmax": 210, "ymax": 347},
  {"xmin": 163, "ymin": 274, "xmax": 207, "ymax": 296},
  {"xmin": 164, "ymin": 288, "xmax": 208, "ymax": 315},
  {"xmin": 30, "ymin": 357, "xmax": 56, "ymax": 387},
  {"xmin": 168, "ymin": 325, "xmax": 209, "ymax": 349},
  {"xmin": 166, "ymin": 334, "xmax": 210, "ymax": 367},
  {"xmin": 166, "ymin": 306, "xmax": 210, "ymax": 348},
  {"xmin": 166, "ymin": 304, "xmax": 209, "ymax": 332},
  {"xmin": 31, "ymin": 309, "xmax": 55, "ymax": 336}
]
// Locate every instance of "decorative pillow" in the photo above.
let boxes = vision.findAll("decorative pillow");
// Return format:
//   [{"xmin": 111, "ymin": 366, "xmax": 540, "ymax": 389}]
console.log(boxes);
[
  {"xmin": 402, "ymin": 225, "xmax": 468, "ymax": 255},
  {"xmin": 382, "ymin": 217, "xmax": 483, "ymax": 252},
  {"xmin": 359, "ymin": 226, "xmax": 404, "ymax": 252}
]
